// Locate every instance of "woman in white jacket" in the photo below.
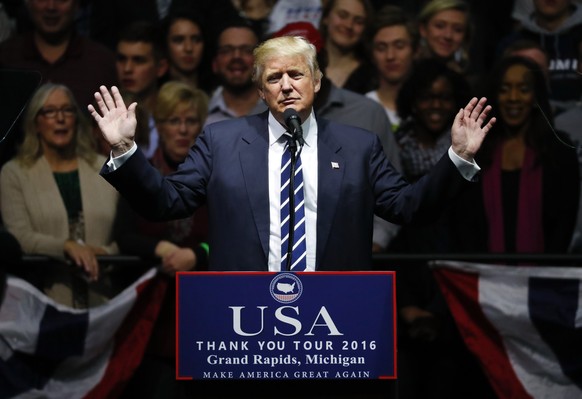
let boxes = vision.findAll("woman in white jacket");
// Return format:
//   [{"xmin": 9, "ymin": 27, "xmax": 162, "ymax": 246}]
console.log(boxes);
[{"xmin": 0, "ymin": 83, "xmax": 119, "ymax": 307}]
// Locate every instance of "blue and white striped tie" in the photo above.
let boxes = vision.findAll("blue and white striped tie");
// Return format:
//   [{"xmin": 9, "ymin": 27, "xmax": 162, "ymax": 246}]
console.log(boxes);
[{"xmin": 280, "ymin": 141, "xmax": 307, "ymax": 271}]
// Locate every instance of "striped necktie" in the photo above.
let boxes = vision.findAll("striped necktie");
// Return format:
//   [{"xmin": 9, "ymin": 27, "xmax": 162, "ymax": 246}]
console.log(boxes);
[{"xmin": 280, "ymin": 139, "xmax": 307, "ymax": 271}]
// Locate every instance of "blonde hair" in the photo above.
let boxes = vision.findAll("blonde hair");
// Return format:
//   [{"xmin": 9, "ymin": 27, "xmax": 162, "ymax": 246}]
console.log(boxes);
[
  {"xmin": 17, "ymin": 83, "xmax": 97, "ymax": 168},
  {"xmin": 252, "ymin": 36, "xmax": 323, "ymax": 87},
  {"xmin": 418, "ymin": 0, "xmax": 470, "ymax": 24},
  {"xmin": 153, "ymin": 81, "xmax": 209, "ymax": 124},
  {"xmin": 418, "ymin": 0, "xmax": 472, "ymax": 72}
]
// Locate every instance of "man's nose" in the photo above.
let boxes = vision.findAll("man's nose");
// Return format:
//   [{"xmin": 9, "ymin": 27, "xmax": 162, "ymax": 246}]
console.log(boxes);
[
  {"xmin": 385, "ymin": 46, "xmax": 396, "ymax": 59},
  {"xmin": 122, "ymin": 61, "xmax": 133, "ymax": 72},
  {"xmin": 281, "ymin": 75, "xmax": 292, "ymax": 90}
]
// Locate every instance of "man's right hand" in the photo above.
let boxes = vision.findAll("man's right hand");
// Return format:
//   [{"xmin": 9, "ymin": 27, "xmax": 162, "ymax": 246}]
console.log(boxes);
[{"xmin": 88, "ymin": 86, "xmax": 137, "ymax": 157}]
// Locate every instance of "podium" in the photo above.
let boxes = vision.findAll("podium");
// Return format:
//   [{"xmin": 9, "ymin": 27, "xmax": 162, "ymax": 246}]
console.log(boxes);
[{"xmin": 176, "ymin": 271, "xmax": 397, "ymax": 397}]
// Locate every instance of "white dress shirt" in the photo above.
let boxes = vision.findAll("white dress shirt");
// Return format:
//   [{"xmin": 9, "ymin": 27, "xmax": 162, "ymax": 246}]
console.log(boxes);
[{"xmin": 267, "ymin": 111, "xmax": 318, "ymax": 272}]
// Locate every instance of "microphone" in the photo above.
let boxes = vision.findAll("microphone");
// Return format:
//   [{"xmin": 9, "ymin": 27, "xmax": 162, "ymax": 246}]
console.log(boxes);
[
  {"xmin": 283, "ymin": 108, "xmax": 304, "ymax": 146},
  {"xmin": 282, "ymin": 108, "xmax": 303, "ymax": 271}
]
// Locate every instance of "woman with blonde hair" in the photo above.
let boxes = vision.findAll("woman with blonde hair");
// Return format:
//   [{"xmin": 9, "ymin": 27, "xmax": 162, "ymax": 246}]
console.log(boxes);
[
  {"xmin": 0, "ymin": 83, "xmax": 119, "ymax": 307},
  {"xmin": 417, "ymin": 0, "xmax": 472, "ymax": 75}
]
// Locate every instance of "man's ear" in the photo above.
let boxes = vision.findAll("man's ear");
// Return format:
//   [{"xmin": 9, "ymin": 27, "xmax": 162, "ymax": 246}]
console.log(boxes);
[
  {"xmin": 314, "ymin": 73, "xmax": 322, "ymax": 94},
  {"xmin": 257, "ymin": 86, "xmax": 265, "ymax": 101}
]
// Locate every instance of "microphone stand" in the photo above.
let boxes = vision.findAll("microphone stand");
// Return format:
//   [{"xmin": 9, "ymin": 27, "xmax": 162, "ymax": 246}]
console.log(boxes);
[{"xmin": 284, "ymin": 131, "xmax": 302, "ymax": 271}]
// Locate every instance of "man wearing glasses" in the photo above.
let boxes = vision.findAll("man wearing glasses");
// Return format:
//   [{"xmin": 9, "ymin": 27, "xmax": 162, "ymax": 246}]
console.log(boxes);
[{"xmin": 204, "ymin": 19, "xmax": 266, "ymax": 127}]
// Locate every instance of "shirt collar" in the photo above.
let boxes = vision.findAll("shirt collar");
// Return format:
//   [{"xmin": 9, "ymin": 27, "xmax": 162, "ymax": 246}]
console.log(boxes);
[{"xmin": 268, "ymin": 110, "xmax": 316, "ymax": 147}]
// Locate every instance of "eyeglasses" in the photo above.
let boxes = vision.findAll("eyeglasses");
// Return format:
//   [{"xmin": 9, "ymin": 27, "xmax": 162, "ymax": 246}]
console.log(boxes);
[
  {"xmin": 38, "ymin": 106, "xmax": 76, "ymax": 119},
  {"xmin": 216, "ymin": 45, "xmax": 255, "ymax": 57},
  {"xmin": 163, "ymin": 117, "xmax": 200, "ymax": 128}
]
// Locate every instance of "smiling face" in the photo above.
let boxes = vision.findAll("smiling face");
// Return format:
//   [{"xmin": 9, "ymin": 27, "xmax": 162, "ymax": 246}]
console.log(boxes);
[
  {"xmin": 36, "ymin": 88, "xmax": 77, "ymax": 152},
  {"xmin": 498, "ymin": 64, "xmax": 535, "ymax": 130},
  {"xmin": 322, "ymin": 0, "xmax": 367, "ymax": 51},
  {"xmin": 257, "ymin": 54, "xmax": 321, "ymax": 125},
  {"xmin": 212, "ymin": 27, "xmax": 258, "ymax": 90},
  {"xmin": 419, "ymin": 9, "xmax": 467, "ymax": 60},
  {"xmin": 167, "ymin": 18, "xmax": 204, "ymax": 75},
  {"xmin": 27, "ymin": 0, "xmax": 77, "ymax": 39},
  {"xmin": 414, "ymin": 76, "xmax": 456, "ymax": 134}
]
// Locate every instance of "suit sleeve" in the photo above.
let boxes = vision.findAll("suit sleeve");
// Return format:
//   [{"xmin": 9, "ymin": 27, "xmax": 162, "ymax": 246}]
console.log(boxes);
[
  {"xmin": 100, "ymin": 131, "xmax": 212, "ymax": 222},
  {"xmin": 372, "ymin": 136, "xmax": 472, "ymax": 226}
]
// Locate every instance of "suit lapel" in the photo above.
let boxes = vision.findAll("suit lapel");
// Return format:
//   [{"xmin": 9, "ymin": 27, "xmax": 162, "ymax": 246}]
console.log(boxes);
[
  {"xmin": 238, "ymin": 114, "xmax": 347, "ymax": 268},
  {"xmin": 240, "ymin": 113, "xmax": 271, "ymax": 261},
  {"xmin": 316, "ymin": 120, "xmax": 344, "ymax": 268}
]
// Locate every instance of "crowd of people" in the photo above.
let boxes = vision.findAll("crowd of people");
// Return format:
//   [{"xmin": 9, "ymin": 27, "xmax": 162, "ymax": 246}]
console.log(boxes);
[{"xmin": 1, "ymin": 0, "xmax": 582, "ymax": 398}]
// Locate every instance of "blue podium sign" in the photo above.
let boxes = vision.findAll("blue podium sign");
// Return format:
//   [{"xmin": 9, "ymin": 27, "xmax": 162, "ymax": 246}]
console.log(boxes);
[{"xmin": 176, "ymin": 271, "xmax": 396, "ymax": 380}]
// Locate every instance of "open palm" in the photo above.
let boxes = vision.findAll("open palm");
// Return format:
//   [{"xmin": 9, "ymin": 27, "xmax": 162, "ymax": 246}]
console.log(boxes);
[
  {"xmin": 451, "ymin": 97, "xmax": 496, "ymax": 161},
  {"xmin": 87, "ymin": 86, "xmax": 137, "ymax": 155}
]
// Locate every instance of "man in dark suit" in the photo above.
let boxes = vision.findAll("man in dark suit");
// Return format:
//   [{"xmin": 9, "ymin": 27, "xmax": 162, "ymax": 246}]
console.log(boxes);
[{"xmin": 88, "ymin": 35, "xmax": 495, "ymax": 272}]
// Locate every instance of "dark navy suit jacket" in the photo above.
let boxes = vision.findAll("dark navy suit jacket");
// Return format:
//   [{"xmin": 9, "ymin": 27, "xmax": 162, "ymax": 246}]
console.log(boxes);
[{"xmin": 102, "ymin": 111, "xmax": 468, "ymax": 271}]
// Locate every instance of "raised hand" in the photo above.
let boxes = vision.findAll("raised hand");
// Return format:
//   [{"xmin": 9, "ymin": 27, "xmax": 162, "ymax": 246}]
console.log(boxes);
[
  {"xmin": 451, "ymin": 97, "xmax": 496, "ymax": 161},
  {"xmin": 88, "ymin": 86, "xmax": 137, "ymax": 156}
]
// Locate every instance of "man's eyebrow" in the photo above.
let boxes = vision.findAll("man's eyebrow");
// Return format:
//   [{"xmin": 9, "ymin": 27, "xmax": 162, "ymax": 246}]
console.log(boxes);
[{"xmin": 266, "ymin": 71, "xmax": 282, "ymax": 79}]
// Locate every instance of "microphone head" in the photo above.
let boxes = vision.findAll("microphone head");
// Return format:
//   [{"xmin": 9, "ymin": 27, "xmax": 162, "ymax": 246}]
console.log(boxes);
[
  {"xmin": 283, "ymin": 108, "xmax": 301, "ymax": 126},
  {"xmin": 283, "ymin": 108, "xmax": 304, "ymax": 146}
]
